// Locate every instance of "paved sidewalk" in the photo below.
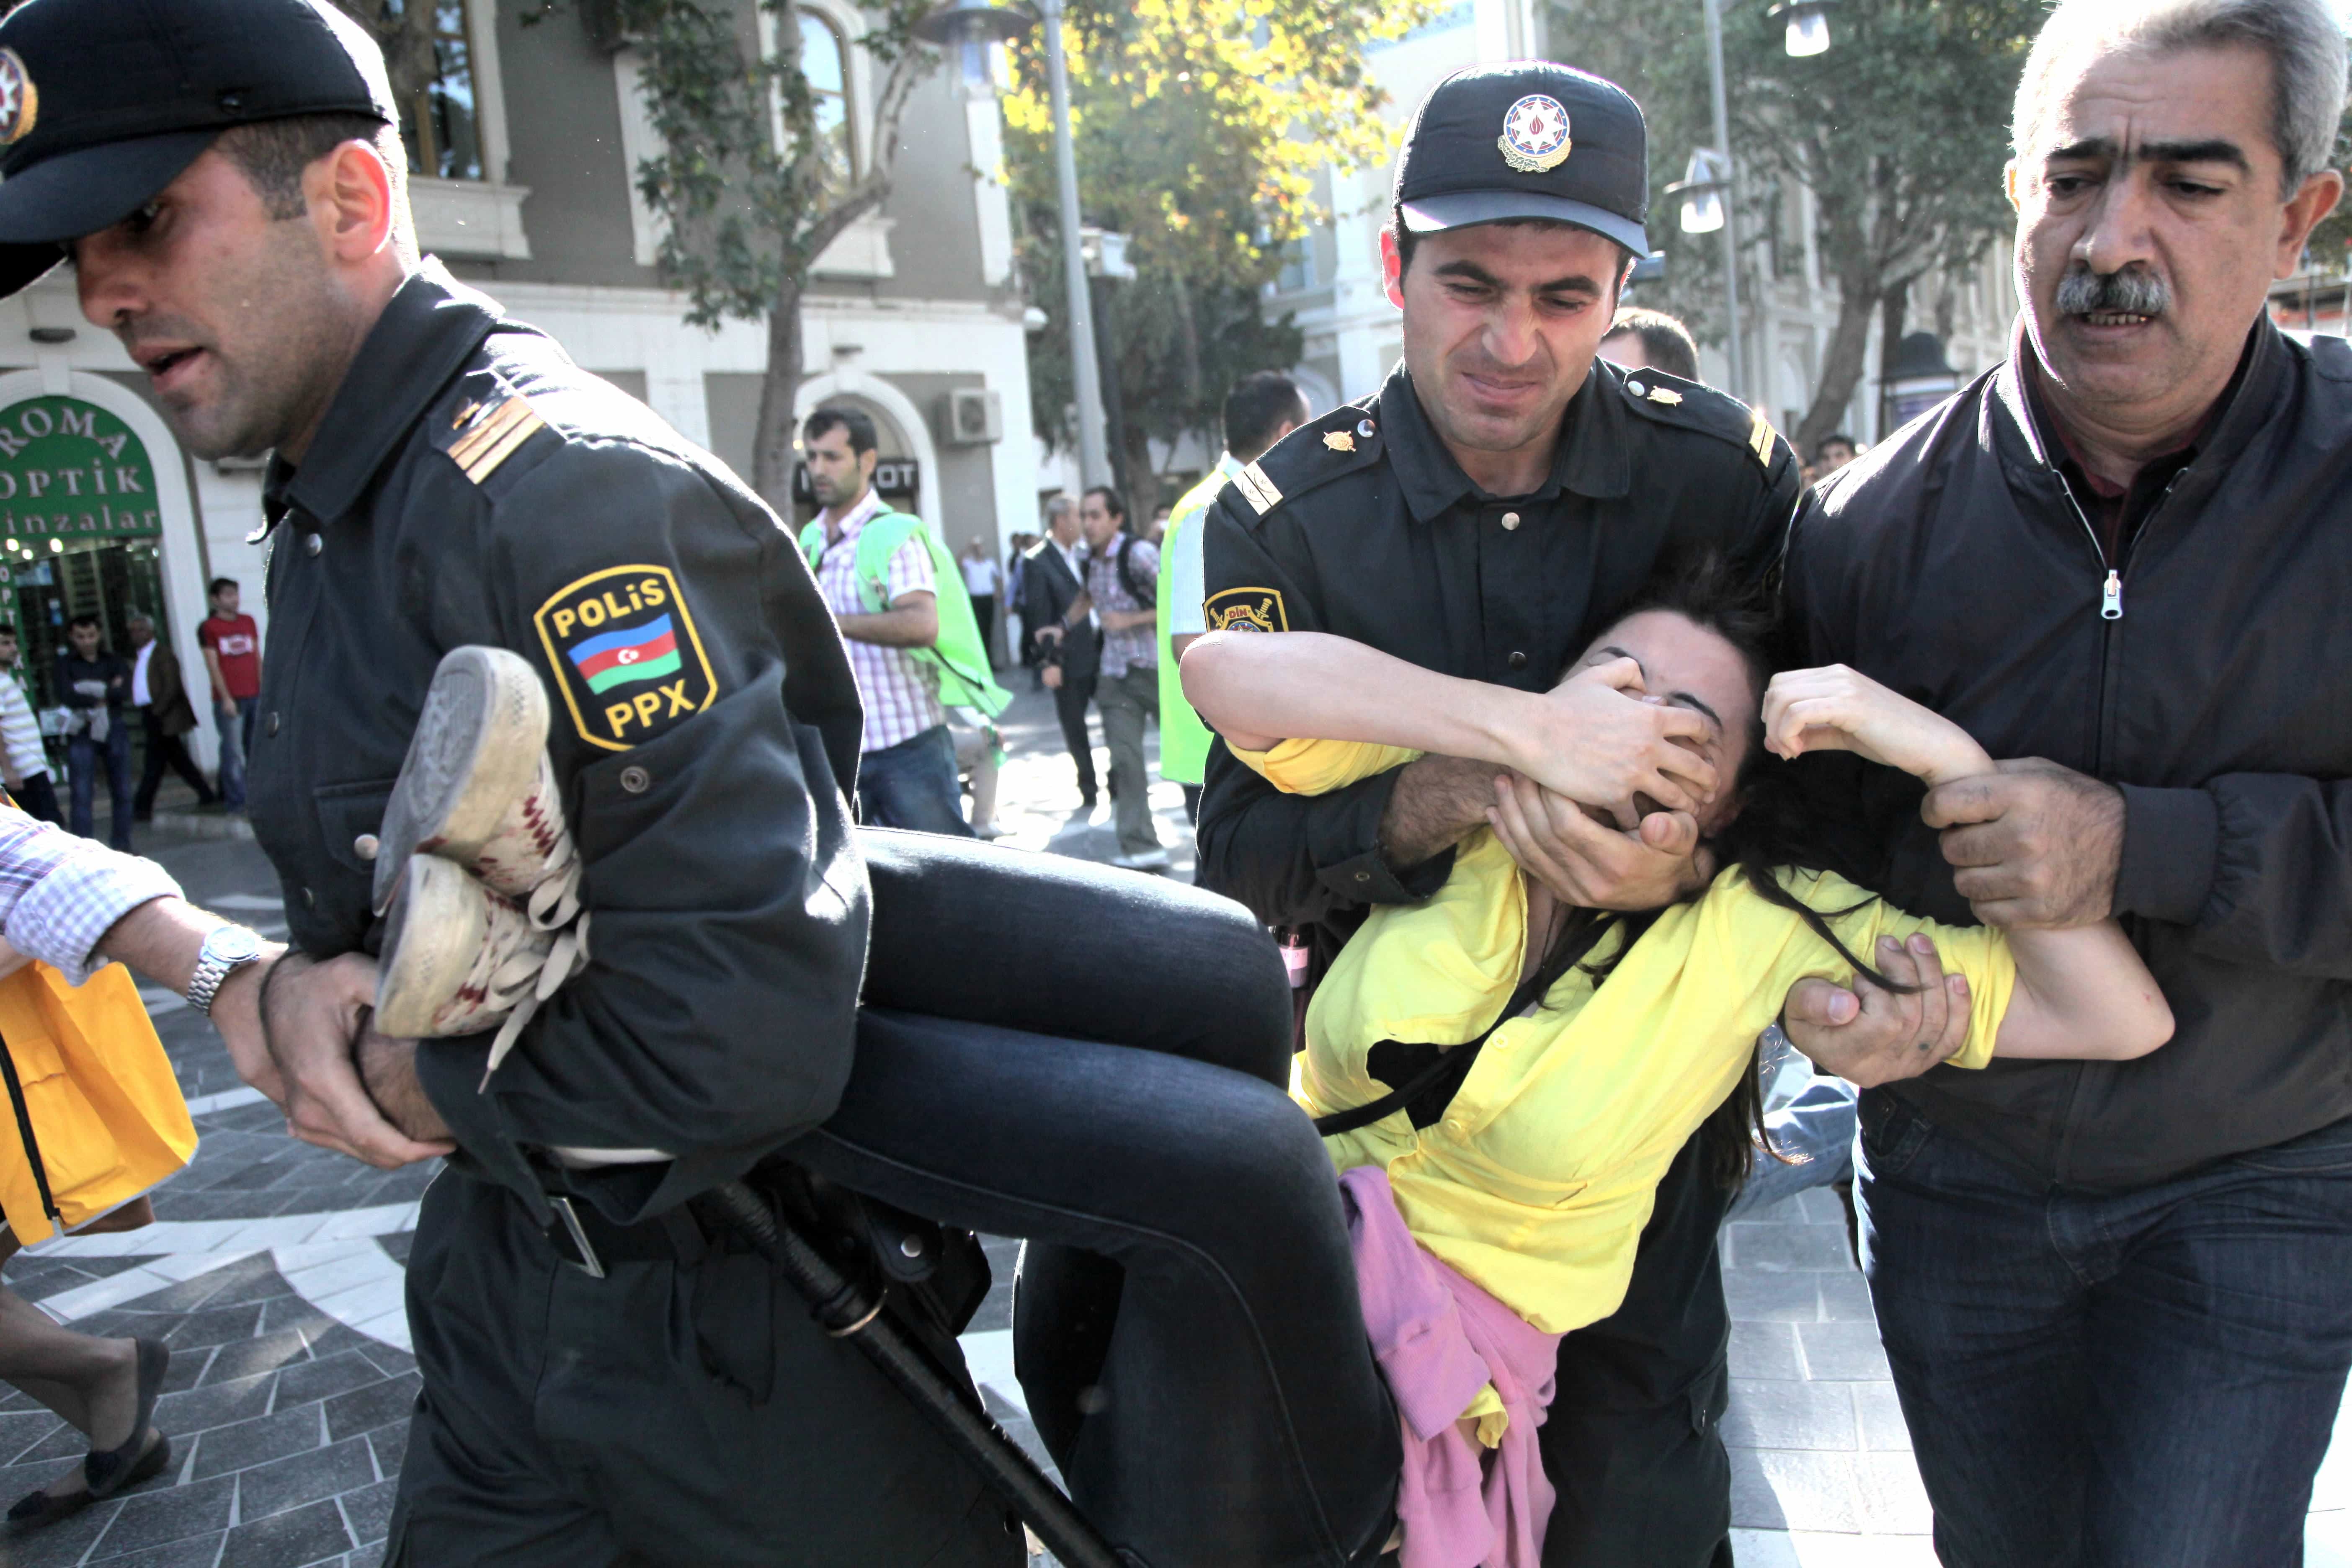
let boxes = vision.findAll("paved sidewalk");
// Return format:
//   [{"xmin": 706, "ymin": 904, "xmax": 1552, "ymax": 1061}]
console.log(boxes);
[{"xmin": 0, "ymin": 691, "xmax": 2344, "ymax": 1566}]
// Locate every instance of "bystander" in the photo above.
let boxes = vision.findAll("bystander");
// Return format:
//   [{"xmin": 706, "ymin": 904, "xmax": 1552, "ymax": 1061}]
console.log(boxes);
[
  {"xmin": 194, "ymin": 579, "xmax": 258, "ymax": 814},
  {"xmin": 1056, "ymin": 487, "xmax": 1166, "ymax": 870},
  {"xmin": 124, "ymin": 614, "xmax": 217, "ymax": 823},
  {"xmin": 1022, "ymin": 498, "xmax": 1101, "ymax": 810},
  {"xmin": 959, "ymin": 536, "xmax": 1003, "ymax": 668},
  {"xmin": 55, "ymin": 617, "xmax": 130, "ymax": 851},
  {"xmin": 802, "ymin": 405, "xmax": 1002, "ymax": 836},
  {"xmin": 1157, "ymin": 370, "xmax": 1310, "ymax": 825},
  {"xmin": 0, "ymin": 626, "xmax": 59, "ymax": 825},
  {"xmin": 1597, "ymin": 306, "xmax": 1702, "ymax": 382}
]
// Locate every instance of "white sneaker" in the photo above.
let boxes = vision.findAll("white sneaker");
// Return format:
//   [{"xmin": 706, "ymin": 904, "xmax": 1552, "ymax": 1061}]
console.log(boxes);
[
  {"xmin": 1111, "ymin": 848, "xmax": 1171, "ymax": 872},
  {"xmin": 375, "ymin": 855, "xmax": 588, "ymax": 1078},
  {"xmin": 370, "ymin": 647, "xmax": 591, "ymax": 1078},
  {"xmin": 372, "ymin": 647, "xmax": 581, "ymax": 929}
]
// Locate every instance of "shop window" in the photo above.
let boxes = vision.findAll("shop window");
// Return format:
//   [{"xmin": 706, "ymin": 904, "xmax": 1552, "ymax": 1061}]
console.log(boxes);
[{"xmin": 390, "ymin": 0, "xmax": 485, "ymax": 182}]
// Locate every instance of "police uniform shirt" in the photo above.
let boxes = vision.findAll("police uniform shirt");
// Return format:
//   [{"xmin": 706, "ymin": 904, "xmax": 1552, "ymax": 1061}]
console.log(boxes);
[
  {"xmin": 248, "ymin": 262, "xmax": 869, "ymax": 1225},
  {"xmin": 1195, "ymin": 356, "xmax": 1800, "ymax": 939}
]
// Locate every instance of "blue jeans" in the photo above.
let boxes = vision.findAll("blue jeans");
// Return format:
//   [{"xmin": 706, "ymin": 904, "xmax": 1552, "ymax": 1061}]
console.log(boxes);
[
  {"xmin": 1729, "ymin": 1075, "xmax": 1857, "ymax": 1221},
  {"xmin": 67, "ymin": 721, "xmax": 133, "ymax": 849},
  {"xmin": 1857, "ymin": 1091, "xmax": 2352, "ymax": 1568},
  {"xmin": 215, "ymin": 695, "xmax": 258, "ymax": 808},
  {"xmin": 855, "ymin": 724, "xmax": 974, "ymax": 837}
]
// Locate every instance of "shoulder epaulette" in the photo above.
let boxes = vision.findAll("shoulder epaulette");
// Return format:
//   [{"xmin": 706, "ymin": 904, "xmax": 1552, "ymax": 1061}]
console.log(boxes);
[
  {"xmin": 1218, "ymin": 401, "xmax": 1384, "ymax": 524},
  {"xmin": 1618, "ymin": 367, "xmax": 1786, "ymax": 472},
  {"xmin": 434, "ymin": 378, "xmax": 549, "ymax": 486}
]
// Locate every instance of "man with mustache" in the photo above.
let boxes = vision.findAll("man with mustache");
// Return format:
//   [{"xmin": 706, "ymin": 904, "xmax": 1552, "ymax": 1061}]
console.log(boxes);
[
  {"xmin": 1196, "ymin": 62, "xmax": 1975, "ymax": 1565},
  {"xmin": 1781, "ymin": 0, "xmax": 2351, "ymax": 1561}
]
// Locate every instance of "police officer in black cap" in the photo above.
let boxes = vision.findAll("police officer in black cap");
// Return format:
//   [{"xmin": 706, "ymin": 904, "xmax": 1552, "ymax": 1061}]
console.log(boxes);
[
  {"xmin": 1196, "ymin": 61, "xmax": 1970, "ymax": 1566},
  {"xmin": 0, "ymin": 0, "xmax": 1027, "ymax": 1560}
]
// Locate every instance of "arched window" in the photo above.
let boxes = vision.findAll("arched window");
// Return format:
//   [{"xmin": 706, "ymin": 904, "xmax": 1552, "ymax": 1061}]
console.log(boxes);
[
  {"xmin": 391, "ymin": 0, "xmax": 484, "ymax": 181},
  {"xmin": 797, "ymin": 10, "xmax": 855, "ymax": 193}
]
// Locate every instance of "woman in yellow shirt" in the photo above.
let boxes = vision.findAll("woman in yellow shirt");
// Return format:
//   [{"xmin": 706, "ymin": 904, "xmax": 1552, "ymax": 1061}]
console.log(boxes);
[{"xmin": 1182, "ymin": 566, "xmax": 2172, "ymax": 1344}]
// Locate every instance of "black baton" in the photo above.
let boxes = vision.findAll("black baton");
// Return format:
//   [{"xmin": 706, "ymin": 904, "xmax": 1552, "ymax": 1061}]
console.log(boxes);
[{"xmin": 705, "ymin": 1180, "xmax": 1122, "ymax": 1568}]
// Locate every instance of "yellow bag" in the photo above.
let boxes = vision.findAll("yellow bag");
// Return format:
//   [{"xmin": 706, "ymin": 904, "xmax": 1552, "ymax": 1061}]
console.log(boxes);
[{"xmin": 0, "ymin": 960, "xmax": 198, "ymax": 1246}]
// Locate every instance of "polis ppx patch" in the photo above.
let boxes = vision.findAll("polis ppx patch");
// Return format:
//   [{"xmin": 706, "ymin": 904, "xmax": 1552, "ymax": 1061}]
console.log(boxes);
[
  {"xmin": 534, "ymin": 565, "xmax": 717, "ymax": 750},
  {"xmin": 1203, "ymin": 586, "xmax": 1289, "ymax": 634}
]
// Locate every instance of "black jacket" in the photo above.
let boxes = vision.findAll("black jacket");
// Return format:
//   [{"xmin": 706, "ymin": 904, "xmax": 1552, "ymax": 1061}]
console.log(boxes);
[
  {"xmin": 250, "ymin": 263, "xmax": 868, "ymax": 1226},
  {"xmin": 1020, "ymin": 535, "xmax": 1100, "ymax": 682},
  {"xmin": 1785, "ymin": 319, "xmax": 2352, "ymax": 1190},
  {"xmin": 1198, "ymin": 359, "xmax": 1798, "ymax": 959}
]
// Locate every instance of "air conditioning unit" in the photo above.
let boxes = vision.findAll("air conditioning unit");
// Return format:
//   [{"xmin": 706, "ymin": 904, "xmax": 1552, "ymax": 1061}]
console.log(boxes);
[{"xmin": 942, "ymin": 388, "xmax": 1003, "ymax": 446}]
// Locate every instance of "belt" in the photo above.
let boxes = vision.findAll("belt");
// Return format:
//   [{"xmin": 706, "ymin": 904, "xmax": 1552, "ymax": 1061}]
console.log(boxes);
[{"xmin": 541, "ymin": 1191, "xmax": 708, "ymax": 1279}]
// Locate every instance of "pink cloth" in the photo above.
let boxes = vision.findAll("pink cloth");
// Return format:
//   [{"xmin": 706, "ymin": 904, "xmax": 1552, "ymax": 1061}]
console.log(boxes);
[{"xmin": 1342, "ymin": 1165, "xmax": 1564, "ymax": 1568}]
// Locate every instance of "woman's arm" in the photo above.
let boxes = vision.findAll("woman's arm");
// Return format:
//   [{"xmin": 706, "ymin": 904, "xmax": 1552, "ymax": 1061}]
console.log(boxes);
[
  {"xmin": 1182, "ymin": 629, "xmax": 1718, "ymax": 820},
  {"xmin": 1767, "ymin": 665, "xmax": 2172, "ymax": 1061},
  {"xmin": 1995, "ymin": 923, "xmax": 2172, "ymax": 1059}
]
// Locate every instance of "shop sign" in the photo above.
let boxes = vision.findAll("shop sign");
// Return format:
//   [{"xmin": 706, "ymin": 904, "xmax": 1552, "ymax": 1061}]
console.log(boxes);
[{"xmin": 0, "ymin": 397, "xmax": 161, "ymax": 540}]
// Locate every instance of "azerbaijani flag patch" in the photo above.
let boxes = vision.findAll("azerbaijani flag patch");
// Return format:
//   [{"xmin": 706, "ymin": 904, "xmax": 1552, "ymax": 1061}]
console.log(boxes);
[{"xmin": 533, "ymin": 565, "xmax": 717, "ymax": 750}]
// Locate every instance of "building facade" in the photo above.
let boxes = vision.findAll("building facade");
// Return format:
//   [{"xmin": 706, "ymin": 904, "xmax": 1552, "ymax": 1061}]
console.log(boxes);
[{"xmin": 4, "ymin": 0, "xmax": 1034, "ymax": 767}]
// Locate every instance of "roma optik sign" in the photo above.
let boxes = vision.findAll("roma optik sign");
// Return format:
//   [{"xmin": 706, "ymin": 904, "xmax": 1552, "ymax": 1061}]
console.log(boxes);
[{"xmin": 0, "ymin": 397, "xmax": 161, "ymax": 541}]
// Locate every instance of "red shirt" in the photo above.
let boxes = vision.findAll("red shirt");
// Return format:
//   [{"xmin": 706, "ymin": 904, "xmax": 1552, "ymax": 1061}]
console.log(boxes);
[{"xmin": 198, "ymin": 612, "xmax": 261, "ymax": 700}]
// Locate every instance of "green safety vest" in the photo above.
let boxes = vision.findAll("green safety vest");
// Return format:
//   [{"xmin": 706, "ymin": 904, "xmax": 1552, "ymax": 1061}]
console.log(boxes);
[
  {"xmin": 802, "ymin": 508, "xmax": 1011, "ymax": 719},
  {"xmin": 1154, "ymin": 462, "xmax": 1235, "ymax": 787}
]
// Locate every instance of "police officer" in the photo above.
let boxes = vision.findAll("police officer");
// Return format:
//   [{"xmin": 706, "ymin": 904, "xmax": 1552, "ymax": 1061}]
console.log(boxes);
[
  {"xmin": 0, "ymin": 2, "xmax": 1021, "ymax": 1561},
  {"xmin": 1196, "ymin": 62, "xmax": 1970, "ymax": 1565}
]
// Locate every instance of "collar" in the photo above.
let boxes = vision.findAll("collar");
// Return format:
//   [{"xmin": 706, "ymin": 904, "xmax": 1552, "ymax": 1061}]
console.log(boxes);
[
  {"xmin": 820, "ymin": 487, "xmax": 887, "ymax": 544},
  {"xmin": 1992, "ymin": 311, "xmax": 2286, "ymax": 492},
  {"xmin": 1376, "ymin": 361, "xmax": 1630, "ymax": 524},
  {"xmin": 264, "ymin": 260, "xmax": 508, "ymax": 529}
]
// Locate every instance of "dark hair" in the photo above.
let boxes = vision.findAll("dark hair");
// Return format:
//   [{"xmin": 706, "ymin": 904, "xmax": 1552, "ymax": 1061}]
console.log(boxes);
[
  {"xmin": 208, "ymin": 577, "xmax": 239, "ymax": 597},
  {"xmin": 66, "ymin": 613, "xmax": 100, "ymax": 633},
  {"xmin": 0, "ymin": 624, "xmax": 18, "ymax": 640},
  {"xmin": 1525, "ymin": 555, "xmax": 1917, "ymax": 1190},
  {"xmin": 1390, "ymin": 206, "xmax": 1635, "ymax": 297},
  {"xmin": 1223, "ymin": 371, "xmax": 1308, "ymax": 463},
  {"xmin": 803, "ymin": 405, "xmax": 878, "ymax": 457},
  {"xmin": 1814, "ymin": 433, "xmax": 1857, "ymax": 460},
  {"xmin": 1602, "ymin": 307, "xmax": 1701, "ymax": 383},
  {"xmin": 1082, "ymin": 485, "xmax": 1127, "ymax": 524},
  {"xmin": 216, "ymin": 113, "xmax": 404, "ymax": 222}
]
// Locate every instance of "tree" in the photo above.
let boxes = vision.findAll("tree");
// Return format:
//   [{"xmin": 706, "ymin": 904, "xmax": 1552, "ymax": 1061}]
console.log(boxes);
[
  {"xmin": 1000, "ymin": 0, "xmax": 1444, "ymax": 499},
  {"xmin": 1547, "ymin": 0, "xmax": 2040, "ymax": 452},
  {"xmin": 497, "ymin": 0, "xmax": 941, "ymax": 509}
]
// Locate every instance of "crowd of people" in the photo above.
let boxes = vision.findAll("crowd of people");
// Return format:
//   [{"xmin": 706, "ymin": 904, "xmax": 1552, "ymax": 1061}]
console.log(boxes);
[{"xmin": 0, "ymin": 0, "xmax": 2344, "ymax": 1564}]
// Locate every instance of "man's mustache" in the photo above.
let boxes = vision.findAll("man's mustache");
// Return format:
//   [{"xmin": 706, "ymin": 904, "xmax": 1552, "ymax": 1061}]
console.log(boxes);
[{"xmin": 2055, "ymin": 267, "xmax": 2170, "ymax": 319}]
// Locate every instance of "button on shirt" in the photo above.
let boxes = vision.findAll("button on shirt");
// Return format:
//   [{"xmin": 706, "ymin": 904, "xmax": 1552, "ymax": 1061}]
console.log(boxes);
[
  {"xmin": 814, "ymin": 488, "xmax": 945, "ymax": 753},
  {"xmin": 1083, "ymin": 532, "xmax": 1159, "ymax": 680}
]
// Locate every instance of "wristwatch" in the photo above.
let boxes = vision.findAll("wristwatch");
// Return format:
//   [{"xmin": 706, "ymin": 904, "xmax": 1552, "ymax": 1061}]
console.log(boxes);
[{"xmin": 186, "ymin": 925, "xmax": 266, "ymax": 1018}]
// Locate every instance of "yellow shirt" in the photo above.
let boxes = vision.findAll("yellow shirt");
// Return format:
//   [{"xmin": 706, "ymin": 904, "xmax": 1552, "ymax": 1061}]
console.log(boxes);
[{"xmin": 1235, "ymin": 735, "xmax": 2008, "ymax": 1336}]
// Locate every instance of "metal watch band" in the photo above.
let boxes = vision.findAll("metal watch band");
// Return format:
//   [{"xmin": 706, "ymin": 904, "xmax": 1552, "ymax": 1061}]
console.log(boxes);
[{"xmin": 186, "ymin": 928, "xmax": 263, "ymax": 1018}]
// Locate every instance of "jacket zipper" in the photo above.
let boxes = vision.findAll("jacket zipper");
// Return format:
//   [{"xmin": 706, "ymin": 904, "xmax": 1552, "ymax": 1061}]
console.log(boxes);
[{"xmin": 2043, "ymin": 464, "xmax": 2182, "ymax": 1185}]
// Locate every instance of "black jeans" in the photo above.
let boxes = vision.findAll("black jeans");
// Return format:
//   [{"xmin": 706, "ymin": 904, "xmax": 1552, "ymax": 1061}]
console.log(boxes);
[
  {"xmin": 134, "ymin": 707, "xmax": 215, "ymax": 815},
  {"xmin": 816, "ymin": 830, "xmax": 1400, "ymax": 1567},
  {"xmin": 1051, "ymin": 671, "xmax": 1099, "ymax": 802}
]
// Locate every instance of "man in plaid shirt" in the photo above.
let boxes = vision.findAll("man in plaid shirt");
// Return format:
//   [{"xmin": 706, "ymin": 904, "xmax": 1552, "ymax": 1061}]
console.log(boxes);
[
  {"xmin": 805, "ymin": 407, "xmax": 975, "ymax": 836},
  {"xmin": 1054, "ymin": 486, "xmax": 1167, "ymax": 870}
]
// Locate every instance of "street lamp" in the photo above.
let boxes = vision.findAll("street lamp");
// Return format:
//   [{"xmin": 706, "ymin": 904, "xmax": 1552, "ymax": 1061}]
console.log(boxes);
[
  {"xmin": 1680, "ymin": 0, "xmax": 1839, "ymax": 405},
  {"xmin": 910, "ymin": 0, "xmax": 1033, "ymax": 93},
  {"xmin": 1666, "ymin": 150, "xmax": 1730, "ymax": 235},
  {"xmin": 1767, "ymin": 0, "xmax": 1839, "ymax": 57}
]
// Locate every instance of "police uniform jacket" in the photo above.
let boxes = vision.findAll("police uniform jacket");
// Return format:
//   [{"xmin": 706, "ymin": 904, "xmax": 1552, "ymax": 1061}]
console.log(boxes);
[
  {"xmin": 1195, "ymin": 358, "xmax": 1798, "ymax": 959},
  {"xmin": 249, "ymin": 263, "xmax": 868, "ymax": 1226}
]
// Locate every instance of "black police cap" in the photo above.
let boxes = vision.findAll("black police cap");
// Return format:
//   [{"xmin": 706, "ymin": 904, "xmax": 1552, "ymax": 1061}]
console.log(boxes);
[
  {"xmin": 1393, "ymin": 62, "xmax": 1650, "ymax": 256},
  {"xmin": 0, "ymin": 0, "xmax": 396, "ymax": 300}
]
